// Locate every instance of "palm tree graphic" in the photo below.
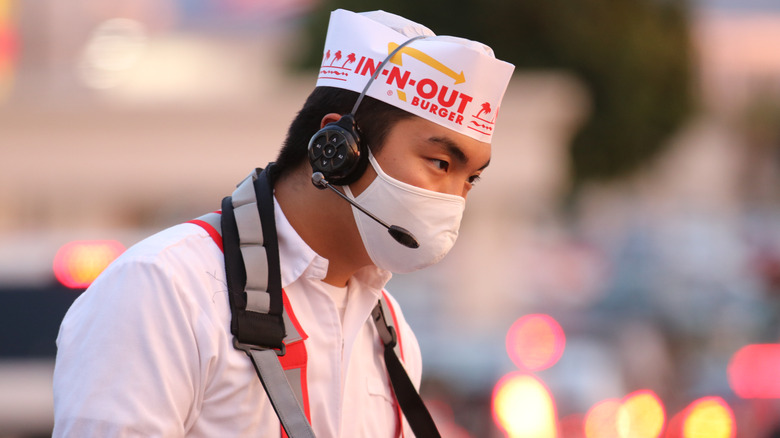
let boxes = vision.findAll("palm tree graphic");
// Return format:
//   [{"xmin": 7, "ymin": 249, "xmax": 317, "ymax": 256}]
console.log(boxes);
[
  {"xmin": 342, "ymin": 53, "xmax": 356, "ymax": 68},
  {"xmin": 330, "ymin": 50, "xmax": 342, "ymax": 66},
  {"xmin": 476, "ymin": 102, "xmax": 492, "ymax": 119}
]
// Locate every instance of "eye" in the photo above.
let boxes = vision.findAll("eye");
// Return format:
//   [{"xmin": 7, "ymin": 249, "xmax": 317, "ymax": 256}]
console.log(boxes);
[
  {"xmin": 468, "ymin": 174, "xmax": 481, "ymax": 186},
  {"xmin": 431, "ymin": 159, "xmax": 449, "ymax": 172}
]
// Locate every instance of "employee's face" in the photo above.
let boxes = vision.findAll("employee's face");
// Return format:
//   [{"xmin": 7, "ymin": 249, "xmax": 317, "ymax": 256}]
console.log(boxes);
[{"xmin": 352, "ymin": 116, "xmax": 491, "ymax": 199}]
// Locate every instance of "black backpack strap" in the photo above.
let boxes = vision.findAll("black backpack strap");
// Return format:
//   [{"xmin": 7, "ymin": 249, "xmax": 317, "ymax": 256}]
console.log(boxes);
[
  {"xmin": 221, "ymin": 165, "xmax": 315, "ymax": 438},
  {"xmin": 372, "ymin": 302, "xmax": 442, "ymax": 438},
  {"xmin": 221, "ymin": 166, "xmax": 286, "ymax": 349}
]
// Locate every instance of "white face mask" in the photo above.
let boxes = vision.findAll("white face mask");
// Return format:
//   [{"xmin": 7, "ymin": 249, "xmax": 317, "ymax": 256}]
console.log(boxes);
[{"xmin": 343, "ymin": 152, "xmax": 466, "ymax": 273}]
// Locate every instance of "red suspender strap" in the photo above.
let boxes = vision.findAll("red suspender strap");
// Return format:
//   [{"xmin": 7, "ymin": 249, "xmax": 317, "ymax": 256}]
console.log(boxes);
[
  {"xmin": 381, "ymin": 291, "xmax": 404, "ymax": 361},
  {"xmin": 187, "ymin": 217, "xmax": 223, "ymax": 252},
  {"xmin": 381, "ymin": 291, "xmax": 405, "ymax": 437},
  {"xmin": 278, "ymin": 291, "xmax": 310, "ymax": 438}
]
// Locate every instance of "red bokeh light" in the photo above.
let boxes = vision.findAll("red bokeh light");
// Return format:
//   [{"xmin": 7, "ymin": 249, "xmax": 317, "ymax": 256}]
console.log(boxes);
[
  {"xmin": 505, "ymin": 314, "xmax": 566, "ymax": 371},
  {"xmin": 728, "ymin": 344, "xmax": 780, "ymax": 398},
  {"xmin": 560, "ymin": 413, "xmax": 586, "ymax": 438}
]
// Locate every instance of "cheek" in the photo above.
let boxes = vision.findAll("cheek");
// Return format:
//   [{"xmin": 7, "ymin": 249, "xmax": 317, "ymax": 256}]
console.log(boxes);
[
  {"xmin": 349, "ymin": 165, "xmax": 377, "ymax": 197},
  {"xmin": 375, "ymin": 150, "xmax": 426, "ymax": 184},
  {"xmin": 386, "ymin": 159, "xmax": 433, "ymax": 189},
  {"xmin": 373, "ymin": 139, "xmax": 439, "ymax": 191}
]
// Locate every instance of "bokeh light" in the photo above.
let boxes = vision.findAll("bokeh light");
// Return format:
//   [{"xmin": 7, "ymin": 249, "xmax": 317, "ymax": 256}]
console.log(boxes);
[
  {"xmin": 0, "ymin": 0, "xmax": 18, "ymax": 99},
  {"xmin": 506, "ymin": 314, "xmax": 566, "ymax": 371},
  {"xmin": 584, "ymin": 399, "xmax": 621, "ymax": 438},
  {"xmin": 78, "ymin": 18, "xmax": 148, "ymax": 89},
  {"xmin": 617, "ymin": 390, "xmax": 665, "ymax": 438},
  {"xmin": 665, "ymin": 409, "xmax": 686, "ymax": 438},
  {"xmin": 492, "ymin": 372, "xmax": 558, "ymax": 438},
  {"xmin": 728, "ymin": 343, "xmax": 780, "ymax": 398},
  {"xmin": 53, "ymin": 240, "xmax": 125, "ymax": 289},
  {"xmin": 584, "ymin": 391, "xmax": 666, "ymax": 438},
  {"xmin": 559, "ymin": 413, "xmax": 586, "ymax": 438},
  {"xmin": 682, "ymin": 396, "xmax": 735, "ymax": 438}
]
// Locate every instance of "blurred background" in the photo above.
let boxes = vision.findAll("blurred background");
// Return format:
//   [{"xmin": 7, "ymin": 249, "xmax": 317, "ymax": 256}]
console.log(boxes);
[{"xmin": 1, "ymin": 0, "xmax": 779, "ymax": 436}]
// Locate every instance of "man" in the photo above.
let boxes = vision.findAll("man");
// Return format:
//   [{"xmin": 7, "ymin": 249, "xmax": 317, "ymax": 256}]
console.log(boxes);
[{"xmin": 53, "ymin": 9, "xmax": 513, "ymax": 437}]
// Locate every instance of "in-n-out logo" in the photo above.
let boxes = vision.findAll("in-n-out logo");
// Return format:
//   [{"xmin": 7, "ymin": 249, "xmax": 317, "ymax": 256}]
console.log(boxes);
[{"xmin": 319, "ymin": 44, "xmax": 499, "ymax": 137}]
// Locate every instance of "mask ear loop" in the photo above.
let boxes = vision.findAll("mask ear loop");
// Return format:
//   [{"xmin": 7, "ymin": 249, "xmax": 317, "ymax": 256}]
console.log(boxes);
[{"xmin": 349, "ymin": 35, "xmax": 427, "ymax": 116}]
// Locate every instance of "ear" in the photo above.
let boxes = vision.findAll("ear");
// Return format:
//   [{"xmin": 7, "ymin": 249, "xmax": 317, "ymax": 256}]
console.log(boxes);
[{"xmin": 320, "ymin": 113, "xmax": 342, "ymax": 129}]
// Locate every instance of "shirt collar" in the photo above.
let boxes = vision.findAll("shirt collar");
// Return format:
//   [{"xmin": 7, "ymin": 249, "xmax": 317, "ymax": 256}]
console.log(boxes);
[{"xmin": 273, "ymin": 195, "xmax": 392, "ymax": 292}]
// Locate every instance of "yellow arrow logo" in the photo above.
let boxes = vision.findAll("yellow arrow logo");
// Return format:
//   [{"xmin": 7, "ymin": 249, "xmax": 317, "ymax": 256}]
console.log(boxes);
[{"xmin": 387, "ymin": 42, "xmax": 466, "ymax": 85}]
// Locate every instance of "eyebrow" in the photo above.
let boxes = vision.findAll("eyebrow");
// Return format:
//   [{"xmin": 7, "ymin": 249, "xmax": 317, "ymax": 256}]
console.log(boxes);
[{"xmin": 428, "ymin": 136, "xmax": 491, "ymax": 171}]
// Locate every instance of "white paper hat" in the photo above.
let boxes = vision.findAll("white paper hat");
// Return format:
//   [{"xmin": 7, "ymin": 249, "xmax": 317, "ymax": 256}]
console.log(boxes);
[{"xmin": 316, "ymin": 9, "xmax": 515, "ymax": 144}]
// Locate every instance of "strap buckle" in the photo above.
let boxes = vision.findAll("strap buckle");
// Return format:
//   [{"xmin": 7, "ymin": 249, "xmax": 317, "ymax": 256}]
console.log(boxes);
[
  {"xmin": 371, "ymin": 303, "xmax": 397, "ymax": 349},
  {"xmin": 233, "ymin": 337, "xmax": 286, "ymax": 357}
]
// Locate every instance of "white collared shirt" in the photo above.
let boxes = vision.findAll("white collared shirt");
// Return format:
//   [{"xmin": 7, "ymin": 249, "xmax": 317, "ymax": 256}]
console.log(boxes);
[{"xmin": 53, "ymin": 198, "xmax": 422, "ymax": 437}]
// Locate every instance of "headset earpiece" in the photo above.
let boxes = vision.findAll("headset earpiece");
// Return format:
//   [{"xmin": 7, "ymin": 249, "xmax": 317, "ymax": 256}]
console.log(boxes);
[
  {"xmin": 307, "ymin": 114, "xmax": 368, "ymax": 186},
  {"xmin": 308, "ymin": 36, "xmax": 425, "ymax": 188}
]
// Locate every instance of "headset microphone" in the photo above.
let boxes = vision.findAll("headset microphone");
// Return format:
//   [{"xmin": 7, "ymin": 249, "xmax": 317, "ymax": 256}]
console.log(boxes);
[{"xmin": 312, "ymin": 172, "xmax": 420, "ymax": 249}]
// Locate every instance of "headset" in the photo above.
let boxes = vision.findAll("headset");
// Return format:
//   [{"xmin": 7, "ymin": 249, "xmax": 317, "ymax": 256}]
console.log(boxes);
[{"xmin": 307, "ymin": 36, "xmax": 426, "ymax": 186}]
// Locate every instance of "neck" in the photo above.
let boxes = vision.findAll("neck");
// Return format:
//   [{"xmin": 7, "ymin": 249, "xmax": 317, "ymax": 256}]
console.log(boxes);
[{"xmin": 274, "ymin": 164, "xmax": 372, "ymax": 287}]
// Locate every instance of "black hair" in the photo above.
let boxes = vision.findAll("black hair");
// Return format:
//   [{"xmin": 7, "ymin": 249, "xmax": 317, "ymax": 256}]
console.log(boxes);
[{"xmin": 273, "ymin": 86, "xmax": 416, "ymax": 176}]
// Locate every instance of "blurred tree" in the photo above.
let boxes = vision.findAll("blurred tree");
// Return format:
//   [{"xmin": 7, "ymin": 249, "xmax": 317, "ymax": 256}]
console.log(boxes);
[{"xmin": 291, "ymin": 0, "xmax": 695, "ymax": 186}]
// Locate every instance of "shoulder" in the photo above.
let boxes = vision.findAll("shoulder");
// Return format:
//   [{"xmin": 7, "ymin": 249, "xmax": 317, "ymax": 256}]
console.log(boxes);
[
  {"xmin": 109, "ymin": 221, "xmax": 227, "ymax": 304},
  {"xmin": 58, "ymin": 221, "xmax": 232, "ymax": 354},
  {"xmin": 91, "ymin": 222, "xmax": 226, "ymax": 296},
  {"xmin": 53, "ymin": 223, "xmax": 233, "ymax": 437},
  {"xmin": 64, "ymin": 222, "xmax": 229, "ymax": 330},
  {"xmin": 118, "ymin": 222, "xmax": 223, "ymax": 271}
]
